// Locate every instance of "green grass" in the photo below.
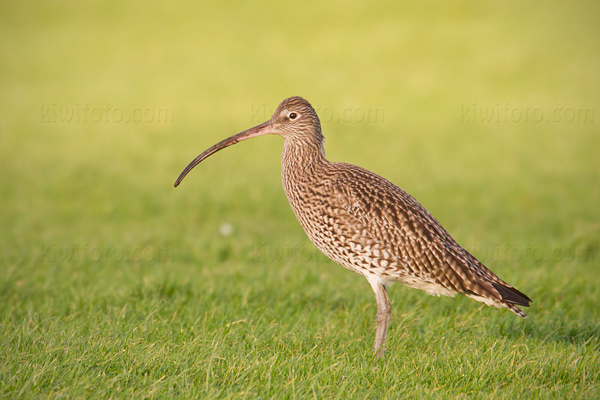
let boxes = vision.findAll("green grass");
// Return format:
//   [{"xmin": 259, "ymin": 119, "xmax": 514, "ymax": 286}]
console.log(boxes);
[{"xmin": 1, "ymin": 0, "xmax": 599, "ymax": 398}]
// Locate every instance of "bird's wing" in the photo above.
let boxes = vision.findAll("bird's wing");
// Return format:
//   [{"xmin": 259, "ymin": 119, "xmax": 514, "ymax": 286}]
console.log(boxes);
[{"xmin": 327, "ymin": 163, "xmax": 527, "ymax": 305}]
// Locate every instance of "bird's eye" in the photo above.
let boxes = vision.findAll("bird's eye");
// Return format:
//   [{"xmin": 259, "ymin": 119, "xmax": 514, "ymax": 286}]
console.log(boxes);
[{"xmin": 289, "ymin": 112, "xmax": 298, "ymax": 120}]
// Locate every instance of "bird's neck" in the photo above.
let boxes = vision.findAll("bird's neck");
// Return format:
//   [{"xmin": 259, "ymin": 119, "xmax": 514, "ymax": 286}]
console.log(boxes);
[
  {"xmin": 281, "ymin": 138, "xmax": 328, "ymax": 178},
  {"xmin": 282, "ymin": 139, "xmax": 327, "ymax": 171}
]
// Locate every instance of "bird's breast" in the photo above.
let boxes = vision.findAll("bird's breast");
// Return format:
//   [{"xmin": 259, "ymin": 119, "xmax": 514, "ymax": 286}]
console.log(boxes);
[{"xmin": 280, "ymin": 167, "xmax": 384, "ymax": 276}]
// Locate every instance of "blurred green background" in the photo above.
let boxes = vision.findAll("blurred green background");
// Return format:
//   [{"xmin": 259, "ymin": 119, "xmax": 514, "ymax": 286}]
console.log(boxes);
[{"xmin": 1, "ymin": 0, "xmax": 599, "ymax": 398}]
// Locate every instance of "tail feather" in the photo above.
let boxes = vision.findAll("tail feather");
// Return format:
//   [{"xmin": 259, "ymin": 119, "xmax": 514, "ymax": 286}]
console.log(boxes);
[
  {"xmin": 490, "ymin": 282, "xmax": 532, "ymax": 318},
  {"xmin": 491, "ymin": 282, "xmax": 532, "ymax": 307},
  {"xmin": 505, "ymin": 303, "xmax": 529, "ymax": 318}
]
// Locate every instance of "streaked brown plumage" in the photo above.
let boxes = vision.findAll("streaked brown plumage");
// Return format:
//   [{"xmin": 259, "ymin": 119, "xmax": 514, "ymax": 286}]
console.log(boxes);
[{"xmin": 175, "ymin": 96, "xmax": 532, "ymax": 358}]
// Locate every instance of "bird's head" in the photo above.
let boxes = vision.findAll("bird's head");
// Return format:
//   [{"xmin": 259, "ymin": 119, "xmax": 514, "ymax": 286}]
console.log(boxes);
[{"xmin": 269, "ymin": 96, "xmax": 322, "ymax": 141}]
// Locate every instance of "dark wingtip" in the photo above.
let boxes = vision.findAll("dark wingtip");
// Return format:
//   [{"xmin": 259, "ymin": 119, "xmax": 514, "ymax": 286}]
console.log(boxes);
[{"xmin": 492, "ymin": 282, "xmax": 532, "ymax": 308}]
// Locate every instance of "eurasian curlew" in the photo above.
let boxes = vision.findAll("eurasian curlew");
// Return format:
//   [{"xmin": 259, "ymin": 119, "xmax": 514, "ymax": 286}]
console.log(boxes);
[{"xmin": 174, "ymin": 96, "xmax": 532, "ymax": 358}]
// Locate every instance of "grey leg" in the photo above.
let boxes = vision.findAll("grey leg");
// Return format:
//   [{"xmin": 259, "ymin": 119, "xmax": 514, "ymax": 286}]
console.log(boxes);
[{"xmin": 368, "ymin": 278, "xmax": 392, "ymax": 359}]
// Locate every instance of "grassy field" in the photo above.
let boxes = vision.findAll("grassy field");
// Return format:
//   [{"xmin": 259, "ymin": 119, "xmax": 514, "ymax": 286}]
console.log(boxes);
[{"xmin": 1, "ymin": 1, "xmax": 599, "ymax": 398}]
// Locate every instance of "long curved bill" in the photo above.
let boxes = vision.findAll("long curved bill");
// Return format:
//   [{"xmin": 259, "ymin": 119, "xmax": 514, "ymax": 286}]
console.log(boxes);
[{"xmin": 174, "ymin": 120, "xmax": 273, "ymax": 187}]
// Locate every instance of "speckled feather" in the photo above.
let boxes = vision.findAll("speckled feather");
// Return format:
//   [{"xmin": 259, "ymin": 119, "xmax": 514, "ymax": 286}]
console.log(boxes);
[
  {"xmin": 175, "ymin": 95, "xmax": 532, "ymax": 357},
  {"xmin": 279, "ymin": 97, "xmax": 531, "ymax": 317}
]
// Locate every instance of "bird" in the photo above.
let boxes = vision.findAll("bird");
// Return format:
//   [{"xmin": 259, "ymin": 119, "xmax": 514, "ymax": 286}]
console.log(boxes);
[{"xmin": 174, "ymin": 96, "xmax": 532, "ymax": 358}]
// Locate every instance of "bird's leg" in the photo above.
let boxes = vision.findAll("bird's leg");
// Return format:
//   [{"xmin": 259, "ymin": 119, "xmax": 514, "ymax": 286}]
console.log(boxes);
[{"xmin": 368, "ymin": 278, "xmax": 392, "ymax": 359}]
